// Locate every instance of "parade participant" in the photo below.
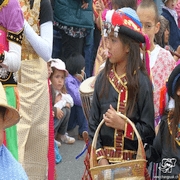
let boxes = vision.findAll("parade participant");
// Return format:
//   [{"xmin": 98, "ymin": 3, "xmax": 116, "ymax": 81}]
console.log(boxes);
[
  {"xmin": 137, "ymin": 1, "xmax": 176, "ymax": 179},
  {"xmin": 88, "ymin": 7, "xmax": 155, "ymax": 168},
  {"xmin": 17, "ymin": 0, "xmax": 53, "ymax": 179},
  {"xmin": 0, "ymin": 0, "xmax": 24, "ymax": 160},
  {"xmin": 145, "ymin": 64, "xmax": 180, "ymax": 180},
  {"xmin": 0, "ymin": 82, "xmax": 28, "ymax": 179}
]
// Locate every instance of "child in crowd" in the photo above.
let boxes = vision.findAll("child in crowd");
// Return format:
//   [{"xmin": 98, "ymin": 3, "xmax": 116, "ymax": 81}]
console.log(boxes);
[
  {"xmin": 49, "ymin": 58, "xmax": 75, "ymax": 144},
  {"xmin": 0, "ymin": 82, "xmax": 28, "ymax": 179},
  {"xmin": 137, "ymin": 0, "xmax": 176, "ymax": 179},
  {"xmin": 161, "ymin": 0, "xmax": 180, "ymax": 50},
  {"xmin": 155, "ymin": 15, "xmax": 180, "ymax": 62},
  {"xmin": 88, "ymin": 7, "xmax": 155, "ymax": 178},
  {"xmin": 65, "ymin": 53, "xmax": 88, "ymax": 140},
  {"xmin": 137, "ymin": 0, "xmax": 176, "ymax": 129},
  {"xmin": 93, "ymin": 0, "xmax": 137, "ymax": 76},
  {"xmin": 145, "ymin": 64, "xmax": 180, "ymax": 180}
]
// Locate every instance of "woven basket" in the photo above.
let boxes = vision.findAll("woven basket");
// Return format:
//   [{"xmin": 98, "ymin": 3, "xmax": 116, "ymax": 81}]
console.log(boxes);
[{"xmin": 90, "ymin": 112, "xmax": 147, "ymax": 180}]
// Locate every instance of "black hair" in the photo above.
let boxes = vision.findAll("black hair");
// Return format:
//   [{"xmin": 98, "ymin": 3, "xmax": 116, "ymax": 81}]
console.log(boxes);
[
  {"xmin": 112, "ymin": 0, "xmax": 137, "ymax": 10},
  {"xmin": 169, "ymin": 77, "xmax": 180, "ymax": 150},
  {"xmin": 65, "ymin": 52, "xmax": 85, "ymax": 75},
  {"xmin": 100, "ymin": 32, "xmax": 147, "ymax": 116}
]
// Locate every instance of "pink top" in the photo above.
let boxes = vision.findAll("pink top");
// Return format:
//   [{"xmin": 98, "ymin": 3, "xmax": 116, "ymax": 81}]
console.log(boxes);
[
  {"xmin": 0, "ymin": 0, "xmax": 24, "ymax": 32},
  {"xmin": 151, "ymin": 46, "xmax": 176, "ymax": 123}
]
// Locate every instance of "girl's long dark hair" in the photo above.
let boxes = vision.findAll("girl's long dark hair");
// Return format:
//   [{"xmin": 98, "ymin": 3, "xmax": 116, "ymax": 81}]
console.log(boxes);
[
  {"xmin": 99, "ymin": 33, "xmax": 147, "ymax": 117},
  {"xmin": 169, "ymin": 78, "xmax": 180, "ymax": 150}
]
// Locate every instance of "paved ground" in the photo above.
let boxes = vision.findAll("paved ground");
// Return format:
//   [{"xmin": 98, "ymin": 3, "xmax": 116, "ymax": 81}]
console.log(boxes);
[{"xmin": 56, "ymin": 127, "xmax": 87, "ymax": 180}]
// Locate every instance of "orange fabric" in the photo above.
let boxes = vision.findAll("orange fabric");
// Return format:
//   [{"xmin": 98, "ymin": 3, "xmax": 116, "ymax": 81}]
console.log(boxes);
[{"xmin": 159, "ymin": 86, "xmax": 167, "ymax": 116}]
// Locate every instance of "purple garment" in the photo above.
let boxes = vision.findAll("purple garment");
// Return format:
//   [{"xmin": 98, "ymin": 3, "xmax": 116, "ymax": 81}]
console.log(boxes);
[
  {"xmin": 65, "ymin": 74, "xmax": 82, "ymax": 106},
  {"xmin": 0, "ymin": 0, "xmax": 24, "ymax": 32}
]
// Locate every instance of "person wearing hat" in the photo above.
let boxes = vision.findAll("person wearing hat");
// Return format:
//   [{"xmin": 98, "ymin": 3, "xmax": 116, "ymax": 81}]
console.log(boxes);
[
  {"xmin": 0, "ymin": 82, "xmax": 28, "ymax": 179},
  {"xmin": 0, "ymin": 0, "xmax": 24, "ymax": 160},
  {"xmin": 88, "ymin": 6, "xmax": 155, "ymax": 176},
  {"xmin": 145, "ymin": 64, "xmax": 180, "ymax": 179},
  {"xmin": 49, "ymin": 58, "xmax": 75, "ymax": 144}
]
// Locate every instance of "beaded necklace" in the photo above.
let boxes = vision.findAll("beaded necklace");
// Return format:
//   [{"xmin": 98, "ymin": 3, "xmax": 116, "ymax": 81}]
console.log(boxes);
[{"xmin": 167, "ymin": 112, "xmax": 180, "ymax": 146}]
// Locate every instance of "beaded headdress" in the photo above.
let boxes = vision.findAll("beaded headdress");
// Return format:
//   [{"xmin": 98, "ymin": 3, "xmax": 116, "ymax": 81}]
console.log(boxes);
[{"xmin": 102, "ymin": 7, "xmax": 151, "ymax": 75}]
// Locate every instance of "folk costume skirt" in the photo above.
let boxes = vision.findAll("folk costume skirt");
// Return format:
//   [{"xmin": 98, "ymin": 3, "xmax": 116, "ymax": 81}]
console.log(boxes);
[{"xmin": 17, "ymin": 58, "xmax": 50, "ymax": 180}]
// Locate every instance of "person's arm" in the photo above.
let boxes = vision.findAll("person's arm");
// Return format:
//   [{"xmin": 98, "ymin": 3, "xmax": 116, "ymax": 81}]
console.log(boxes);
[
  {"xmin": 0, "ymin": 0, "xmax": 24, "ymax": 72},
  {"xmin": 23, "ymin": 20, "xmax": 53, "ymax": 61},
  {"xmin": 23, "ymin": 0, "xmax": 53, "ymax": 61},
  {"xmin": 145, "ymin": 117, "xmax": 166, "ymax": 163},
  {"xmin": 1, "ymin": 41, "xmax": 22, "ymax": 72},
  {"xmin": 65, "ymin": 77, "xmax": 82, "ymax": 106},
  {"xmin": 64, "ymin": 94, "xmax": 74, "ymax": 107},
  {"xmin": 135, "ymin": 73, "xmax": 155, "ymax": 145}
]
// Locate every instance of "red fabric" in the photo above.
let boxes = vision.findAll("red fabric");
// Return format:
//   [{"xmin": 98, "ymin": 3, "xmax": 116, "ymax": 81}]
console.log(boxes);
[
  {"xmin": 3, "ymin": 131, "xmax": 6, "ymax": 146},
  {"xmin": 48, "ymin": 79, "xmax": 55, "ymax": 180},
  {"xmin": 159, "ymin": 86, "xmax": 167, "ymax": 116}
]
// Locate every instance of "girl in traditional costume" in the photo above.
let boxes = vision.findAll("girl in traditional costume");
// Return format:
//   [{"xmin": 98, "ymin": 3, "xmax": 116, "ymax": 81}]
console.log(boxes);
[
  {"xmin": 145, "ymin": 64, "xmax": 180, "ymax": 180},
  {"xmin": 17, "ymin": 0, "xmax": 54, "ymax": 179},
  {"xmin": 88, "ymin": 7, "xmax": 155, "ymax": 178},
  {"xmin": 0, "ymin": 0, "xmax": 24, "ymax": 160}
]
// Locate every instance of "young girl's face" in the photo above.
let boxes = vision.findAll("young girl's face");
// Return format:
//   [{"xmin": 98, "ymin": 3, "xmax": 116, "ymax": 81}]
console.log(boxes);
[
  {"xmin": 107, "ymin": 32, "xmax": 129, "ymax": 64},
  {"xmin": 137, "ymin": 6, "xmax": 160, "ymax": 51},
  {"xmin": 50, "ymin": 69, "xmax": 65, "ymax": 91},
  {"xmin": 165, "ymin": 0, "xmax": 177, "ymax": 10}
]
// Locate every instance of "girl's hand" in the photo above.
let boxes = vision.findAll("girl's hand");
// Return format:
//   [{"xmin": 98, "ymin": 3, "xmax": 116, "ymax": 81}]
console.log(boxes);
[
  {"xmin": 95, "ymin": 0, "xmax": 105, "ymax": 14},
  {"xmin": 81, "ymin": 1, "xmax": 88, "ymax": 9},
  {"xmin": 103, "ymin": 105, "xmax": 125, "ymax": 130},
  {"xmin": 98, "ymin": 158, "xmax": 109, "ymax": 166},
  {"xmin": 56, "ymin": 108, "xmax": 64, "ymax": 120},
  {"xmin": 55, "ymin": 94, "xmax": 62, "ymax": 104}
]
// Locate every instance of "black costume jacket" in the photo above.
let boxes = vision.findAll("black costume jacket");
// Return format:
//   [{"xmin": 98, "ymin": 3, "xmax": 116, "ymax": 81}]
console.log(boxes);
[
  {"xmin": 146, "ymin": 113, "xmax": 180, "ymax": 179},
  {"xmin": 89, "ymin": 67, "xmax": 155, "ymax": 163}
]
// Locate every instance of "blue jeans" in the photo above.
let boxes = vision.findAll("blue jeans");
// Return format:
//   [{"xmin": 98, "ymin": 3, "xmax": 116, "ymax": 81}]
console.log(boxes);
[
  {"xmin": 67, "ymin": 105, "xmax": 88, "ymax": 136},
  {"xmin": 52, "ymin": 29, "xmax": 62, "ymax": 59}
]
